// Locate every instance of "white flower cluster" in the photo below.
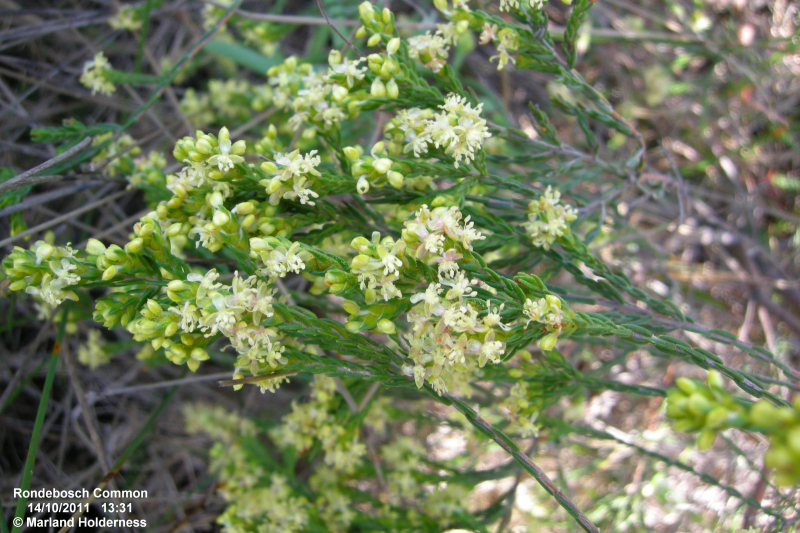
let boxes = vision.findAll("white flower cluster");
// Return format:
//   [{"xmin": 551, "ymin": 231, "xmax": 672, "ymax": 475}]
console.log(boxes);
[
  {"xmin": 500, "ymin": 0, "xmax": 547, "ymax": 12},
  {"xmin": 349, "ymin": 232, "xmax": 406, "ymax": 302},
  {"xmin": 479, "ymin": 23, "xmax": 520, "ymax": 70},
  {"xmin": 250, "ymin": 238, "xmax": 310, "ymax": 282},
  {"xmin": 77, "ymin": 329, "xmax": 110, "ymax": 370},
  {"xmin": 108, "ymin": 5, "xmax": 142, "ymax": 31},
  {"xmin": 380, "ymin": 436, "xmax": 470, "ymax": 527},
  {"xmin": 170, "ymin": 127, "xmax": 246, "ymax": 205},
  {"xmin": 260, "ymin": 149, "xmax": 321, "ymax": 206},
  {"xmin": 185, "ymin": 404, "xmax": 308, "ymax": 533},
  {"xmin": 504, "ymin": 381, "xmax": 540, "ymax": 437},
  {"xmin": 218, "ymin": 474, "xmax": 310, "ymax": 533},
  {"xmin": 273, "ymin": 376, "xmax": 367, "ymax": 472},
  {"xmin": 398, "ymin": 94, "xmax": 491, "ymax": 169},
  {"xmin": 523, "ymin": 295, "xmax": 563, "ymax": 350},
  {"xmin": 407, "ymin": 21, "xmax": 465, "ymax": 72},
  {"xmin": 402, "ymin": 203, "xmax": 485, "ymax": 274},
  {"xmin": 14, "ymin": 241, "xmax": 82, "ymax": 306},
  {"xmin": 400, "ymin": 205, "xmax": 507, "ymax": 394},
  {"xmin": 80, "ymin": 52, "xmax": 115, "ymax": 96},
  {"xmin": 165, "ymin": 270, "xmax": 287, "ymax": 384},
  {"xmin": 521, "ymin": 186, "xmax": 578, "ymax": 250}
]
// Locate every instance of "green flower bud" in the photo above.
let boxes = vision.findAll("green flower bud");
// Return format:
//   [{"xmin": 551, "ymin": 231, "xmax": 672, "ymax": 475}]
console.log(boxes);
[
  {"xmin": 125, "ymin": 238, "xmax": 143, "ymax": 254},
  {"xmin": 212, "ymin": 210, "xmax": 230, "ymax": 227},
  {"xmin": 697, "ymin": 428, "xmax": 716, "ymax": 450},
  {"xmin": 195, "ymin": 138, "xmax": 213, "ymax": 154},
  {"xmin": 707, "ymin": 370, "xmax": 723, "ymax": 389},
  {"xmin": 343, "ymin": 146, "xmax": 360, "ymax": 161},
  {"xmin": 146, "ymin": 299, "xmax": 162, "ymax": 316},
  {"xmin": 85, "ymin": 238, "xmax": 107, "ymax": 256},
  {"xmin": 387, "ymin": 171, "xmax": 404, "ymax": 189},
  {"xmin": 218, "ymin": 126, "xmax": 230, "ymax": 142},
  {"xmin": 351, "ymin": 254, "xmax": 371, "ymax": 270},
  {"xmin": 343, "ymin": 300, "xmax": 361, "ymax": 316},
  {"xmin": 230, "ymin": 140, "xmax": 247, "ymax": 155},
  {"xmin": 357, "ymin": 176, "xmax": 370, "ymax": 194},
  {"xmin": 373, "ymin": 157, "xmax": 392, "ymax": 174},
  {"xmin": 164, "ymin": 323, "xmax": 179, "ymax": 337},
  {"xmin": 749, "ymin": 399, "xmax": 781, "ymax": 431},
  {"xmin": 675, "ymin": 377, "xmax": 697, "ymax": 395},
  {"xmin": 539, "ymin": 333, "xmax": 557, "ymax": 351},
  {"xmin": 386, "ymin": 78, "xmax": 399, "ymax": 98},
  {"xmin": 377, "ymin": 318, "xmax": 396, "ymax": 334},
  {"xmin": 329, "ymin": 50, "xmax": 342, "ymax": 66},
  {"xmin": 367, "ymin": 33, "xmax": 382, "ymax": 47},
  {"xmin": 387, "ymin": 37, "xmax": 400, "ymax": 54},
  {"xmin": 345, "ymin": 320, "xmax": 363, "ymax": 333},
  {"xmin": 370, "ymin": 78, "xmax": 386, "ymax": 98},
  {"xmin": 167, "ymin": 280, "xmax": 185, "ymax": 291},
  {"xmin": 191, "ymin": 347, "xmax": 210, "ymax": 361},
  {"xmin": 167, "ymin": 223, "xmax": 183, "ymax": 237},
  {"xmin": 358, "ymin": 1, "xmax": 375, "ymax": 23},
  {"xmin": 355, "ymin": 27, "xmax": 367, "ymax": 38},
  {"xmin": 187, "ymin": 358, "xmax": 200, "ymax": 372},
  {"xmin": 9, "ymin": 280, "xmax": 27, "ymax": 291},
  {"xmin": 35, "ymin": 243, "xmax": 55, "ymax": 264}
]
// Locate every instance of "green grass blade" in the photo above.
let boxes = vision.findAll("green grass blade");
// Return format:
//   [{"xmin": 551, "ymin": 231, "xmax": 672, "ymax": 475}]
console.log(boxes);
[
  {"xmin": 11, "ymin": 309, "xmax": 67, "ymax": 533},
  {"xmin": 203, "ymin": 39, "xmax": 282, "ymax": 74}
]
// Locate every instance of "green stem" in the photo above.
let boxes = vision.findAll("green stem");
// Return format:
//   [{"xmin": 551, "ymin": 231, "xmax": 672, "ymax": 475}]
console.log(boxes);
[{"xmin": 12, "ymin": 308, "xmax": 68, "ymax": 533}]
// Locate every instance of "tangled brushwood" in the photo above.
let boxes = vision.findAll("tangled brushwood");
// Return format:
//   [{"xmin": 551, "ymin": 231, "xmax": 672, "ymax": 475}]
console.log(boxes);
[{"xmin": 2, "ymin": 0, "xmax": 799, "ymax": 532}]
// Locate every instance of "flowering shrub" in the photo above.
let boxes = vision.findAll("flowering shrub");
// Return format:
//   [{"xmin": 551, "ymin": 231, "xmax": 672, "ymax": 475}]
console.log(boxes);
[{"xmin": 3, "ymin": 0, "xmax": 799, "ymax": 531}]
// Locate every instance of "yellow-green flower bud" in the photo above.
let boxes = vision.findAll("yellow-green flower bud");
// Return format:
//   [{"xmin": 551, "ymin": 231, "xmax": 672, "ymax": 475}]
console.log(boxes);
[
  {"xmin": 329, "ymin": 50, "xmax": 342, "ymax": 66},
  {"xmin": 343, "ymin": 300, "xmax": 360, "ymax": 316},
  {"xmin": 675, "ymin": 377, "xmax": 697, "ymax": 395},
  {"xmin": 373, "ymin": 157, "xmax": 392, "ymax": 174},
  {"xmin": 165, "ymin": 323, "xmax": 179, "ymax": 337},
  {"xmin": 697, "ymin": 428, "xmax": 716, "ymax": 450},
  {"xmin": 343, "ymin": 146, "xmax": 360, "ymax": 161},
  {"xmin": 345, "ymin": 320, "xmax": 363, "ymax": 333},
  {"xmin": 377, "ymin": 318, "xmax": 396, "ymax": 334},
  {"xmin": 357, "ymin": 176, "xmax": 370, "ymax": 194},
  {"xmin": 125, "ymin": 238, "xmax": 143, "ymax": 254},
  {"xmin": 367, "ymin": 33, "xmax": 382, "ymax": 47},
  {"xmin": 386, "ymin": 78, "xmax": 399, "ymax": 98},
  {"xmin": 195, "ymin": 138, "xmax": 213, "ymax": 154},
  {"xmin": 167, "ymin": 280, "xmax": 185, "ymax": 291},
  {"xmin": 218, "ymin": 126, "xmax": 230, "ymax": 142},
  {"xmin": 332, "ymin": 85, "xmax": 349, "ymax": 102},
  {"xmin": 146, "ymin": 299, "xmax": 162, "ymax": 316},
  {"xmin": 167, "ymin": 223, "xmax": 182, "ymax": 237},
  {"xmin": 212, "ymin": 210, "xmax": 230, "ymax": 227},
  {"xmin": 187, "ymin": 358, "xmax": 200, "ymax": 372},
  {"xmin": 102, "ymin": 266, "xmax": 118, "ymax": 281},
  {"xmin": 387, "ymin": 171, "xmax": 404, "ymax": 189},
  {"xmin": 351, "ymin": 254, "xmax": 371, "ymax": 270},
  {"xmin": 370, "ymin": 78, "xmax": 386, "ymax": 98},
  {"xmin": 355, "ymin": 27, "xmax": 367, "ymax": 38},
  {"xmin": 191, "ymin": 347, "xmax": 210, "ymax": 361},
  {"xmin": 230, "ymin": 140, "xmax": 247, "ymax": 155},
  {"xmin": 539, "ymin": 333, "xmax": 557, "ymax": 351},
  {"xmin": 387, "ymin": 37, "xmax": 400, "ymax": 54},
  {"xmin": 85, "ymin": 238, "xmax": 106, "ymax": 256},
  {"xmin": 9, "ymin": 280, "xmax": 27, "ymax": 291},
  {"xmin": 35, "ymin": 243, "xmax": 55, "ymax": 264},
  {"xmin": 358, "ymin": 1, "xmax": 375, "ymax": 23}
]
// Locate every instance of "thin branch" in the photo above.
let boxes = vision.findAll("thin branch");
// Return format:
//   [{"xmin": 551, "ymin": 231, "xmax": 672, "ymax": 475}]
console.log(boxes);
[
  {"xmin": 0, "ymin": 137, "xmax": 92, "ymax": 195},
  {"xmin": 0, "ymin": 189, "xmax": 128, "ymax": 248}
]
